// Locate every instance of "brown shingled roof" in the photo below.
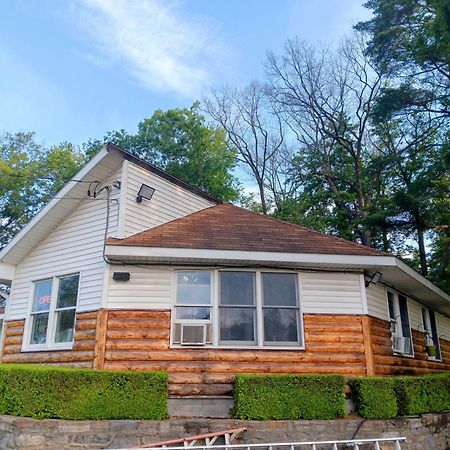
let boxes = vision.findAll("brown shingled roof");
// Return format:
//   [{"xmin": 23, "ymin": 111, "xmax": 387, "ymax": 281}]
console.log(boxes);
[{"xmin": 107, "ymin": 204, "xmax": 386, "ymax": 257}]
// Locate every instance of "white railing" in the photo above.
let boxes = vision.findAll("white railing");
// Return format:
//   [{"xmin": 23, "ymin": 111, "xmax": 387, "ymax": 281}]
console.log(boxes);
[{"xmin": 113, "ymin": 437, "xmax": 407, "ymax": 450}]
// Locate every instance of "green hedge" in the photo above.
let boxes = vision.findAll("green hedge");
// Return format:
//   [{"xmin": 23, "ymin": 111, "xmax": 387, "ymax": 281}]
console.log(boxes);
[
  {"xmin": 349, "ymin": 373, "xmax": 450, "ymax": 419},
  {"xmin": 233, "ymin": 374, "xmax": 345, "ymax": 420},
  {"xmin": 394, "ymin": 374, "xmax": 450, "ymax": 416},
  {"xmin": 0, "ymin": 364, "xmax": 168, "ymax": 420},
  {"xmin": 349, "ymin": 377, "xmax": 398, "ymax": 419}
]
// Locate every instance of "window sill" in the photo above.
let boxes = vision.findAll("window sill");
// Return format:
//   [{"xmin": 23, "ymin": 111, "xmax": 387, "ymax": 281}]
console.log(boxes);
[
  {"xmin": 171, "ymin": 344, "xmax": 305, "ymax": 351},
  {"xmin": 393, "ymin": 351, "xmax": 415, "ymax": 359},
  {"xmin": 21, "ymin": 344, "xmax": 74, "ymax": 352},
  {"xmin": 427, "ymin": 357, "xmax": 442, "ymax": 362}
]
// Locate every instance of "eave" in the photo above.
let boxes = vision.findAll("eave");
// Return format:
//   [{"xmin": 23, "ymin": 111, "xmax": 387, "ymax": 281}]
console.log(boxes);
[{"xmin": 104, "ymin": 245, "xmax": 450, "ymax": 315}]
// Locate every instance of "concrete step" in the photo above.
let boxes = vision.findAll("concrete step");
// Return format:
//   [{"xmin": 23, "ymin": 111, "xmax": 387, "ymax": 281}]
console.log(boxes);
[{"xmin": 168, "ymin": 396, "xmax": 234, "ymax": 418}]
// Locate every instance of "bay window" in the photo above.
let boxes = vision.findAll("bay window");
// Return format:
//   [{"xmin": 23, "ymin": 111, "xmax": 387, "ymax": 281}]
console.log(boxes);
[
  {"xmin": 27, "ymin": 274, "xmax": 80, "ymax": 350},
  {"xmin": 172, "ymin": 269, "xmax": 303, "ymax": 348}
]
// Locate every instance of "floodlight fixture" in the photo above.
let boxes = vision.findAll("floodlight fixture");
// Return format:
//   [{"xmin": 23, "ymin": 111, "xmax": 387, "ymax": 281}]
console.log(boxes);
[{"xmin": 136, "ymin": 184, "xmax": 155, "ymax": 203}]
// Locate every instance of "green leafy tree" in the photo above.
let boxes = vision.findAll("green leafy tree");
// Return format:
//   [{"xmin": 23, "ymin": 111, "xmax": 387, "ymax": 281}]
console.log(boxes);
[
  {"xmin": 0, "ymin": 133, "xmax": 85, "ymax": 248},
  {"xmin": 356, "ymin": 0, "xmax": 450, "ymax": 119},
  {"xmin": 85, "ymin": 103, "xmax": 239, "ymax": 202}
]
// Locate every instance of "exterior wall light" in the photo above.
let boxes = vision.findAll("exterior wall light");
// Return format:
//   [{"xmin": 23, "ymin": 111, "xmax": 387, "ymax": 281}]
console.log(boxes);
[
  {"xmin": 365, "ymin": 271, "xmax": 382, "ymax": 287},
  {"xmin": 136, "ymin": 184, "xmax": 155, "ymax": 203}
]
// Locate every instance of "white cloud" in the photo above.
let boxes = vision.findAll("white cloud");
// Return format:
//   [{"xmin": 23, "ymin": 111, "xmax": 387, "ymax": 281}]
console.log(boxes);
[{"xmin": 72, "ymin": 0, "xmax": 229, "ymax": 97}]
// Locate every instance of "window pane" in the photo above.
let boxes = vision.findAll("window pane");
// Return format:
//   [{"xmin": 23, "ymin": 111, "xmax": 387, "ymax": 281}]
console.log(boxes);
[
  {"xmin": 30, "ymin": 313, "xmax": 49, "ymax": 344},
  {"xmin": 387, "ymin": 292, "xmax": 395, "ymax": 321},
  {"xmin": 175, "ymin": 306, "xmax": 211, "ymax": 320},
  {"xmin": 57, "ymin": 275, "xmax": 79, "ymax": 308},
  {"xmin": 264, "ymin": 308, "xmax": 299, "ymax": 343},
  {"xmin": 220, "ymin": 272, "xmax": 255, "ymax": 305},
  {"xmin": 176, "ymin": 272, "xmax": 211, "ymax": 305},
  {"xmin": 263, "ymin": 273, "xmax": 298, "ymax": 306},
  {"xmin": 398, "ymin": 295, "xmax": 411, "ymax": 339},
  {"xmin": 32, "ymin": 279, "xmax": 52, "ymax": 312},
  {"xmin": 55, "ymin": 309, "xmax": 76, "ymax": 343},
  {"xmin": 429, "ymin": 310, "xmax": 441, "ymax": 360},
  {"xmin": 220, "ymin": 307, "xmax": 255, "ymax": 342}
]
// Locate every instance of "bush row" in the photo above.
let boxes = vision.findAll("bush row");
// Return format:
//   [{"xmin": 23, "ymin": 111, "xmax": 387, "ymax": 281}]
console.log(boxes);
[
  {"xmin": 234, "ymin": 373, "xmax": 450, "ymax": 420},
  {"xmin": 349, "ymin": 373, "xmax": 450, "ymax": 419},
  {"xmin": 0, "ymin": 364, "xmax": 168, "ymax": 420},
  {"xmin": 233, "ymin": 374, "xmax": 345, "ymax": 420}
]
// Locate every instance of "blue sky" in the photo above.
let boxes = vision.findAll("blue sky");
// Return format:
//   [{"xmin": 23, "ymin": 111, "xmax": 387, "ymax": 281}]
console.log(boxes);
[{"xmin": 0, "ymin": 0, "xmax": 371, "ymax": 148}]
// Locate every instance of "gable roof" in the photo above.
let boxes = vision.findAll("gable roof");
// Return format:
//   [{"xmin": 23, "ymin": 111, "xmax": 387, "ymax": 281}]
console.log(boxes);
[
  {"xmin": 0, "ymin": 144, "xmax": 220, "ymax": 266},
  {"xmin": 106, "ymin": 203, "xmax": 385, "ymax": 256}
]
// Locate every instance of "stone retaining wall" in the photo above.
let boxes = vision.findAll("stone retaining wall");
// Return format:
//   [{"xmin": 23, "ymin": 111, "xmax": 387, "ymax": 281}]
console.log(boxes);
[{"xmin": 0, "ymin": 412, "xmax": 448, "ymax": 450}]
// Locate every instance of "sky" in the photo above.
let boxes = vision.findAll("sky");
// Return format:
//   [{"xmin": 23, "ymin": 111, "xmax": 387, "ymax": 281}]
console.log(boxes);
[{"xmin": 0, "ymin": 0, "xmax": 371, "ymax": 148}]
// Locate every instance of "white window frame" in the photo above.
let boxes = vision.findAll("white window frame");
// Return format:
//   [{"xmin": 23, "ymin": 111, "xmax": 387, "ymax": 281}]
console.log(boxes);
[
  {"xmin": 386, "ymin": 290, "xmax": 414, "ymax": 357},
  {"xmin": 22, "ymin": 273, "xmax": 80, "ymax": 352},
  {"xmin": 170, "ymin": 268, "xmax": 305, "ymax": 350},
  {"xmin": 421, "ymin": 306, "xmax": 442, "ymax": 361}
]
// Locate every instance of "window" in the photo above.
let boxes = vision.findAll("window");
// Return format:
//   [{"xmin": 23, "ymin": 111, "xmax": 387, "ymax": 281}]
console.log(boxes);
[
  {"xmin": 422, "ymin": 307, "xmax": 441, "ymax": 360},
  {"xmin": 27, "ymin": 274, "xmax": 80, "ymax": 349},
  {"xmin": 387, "ymin": 291, "xmax": 413, "ymax": 356},
  {"xmin": 172, "ymin": 271, "xmax": 212, "ymax": 345},
  {"xmin": 172, "ymin": 270, "xmax": 303, "ymax": 348}
]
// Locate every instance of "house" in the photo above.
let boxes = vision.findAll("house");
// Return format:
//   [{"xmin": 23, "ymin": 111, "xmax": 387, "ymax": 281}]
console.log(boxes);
[{"xmin": 0, "ymin": 143, "xmax": 449, "ymax": 403}]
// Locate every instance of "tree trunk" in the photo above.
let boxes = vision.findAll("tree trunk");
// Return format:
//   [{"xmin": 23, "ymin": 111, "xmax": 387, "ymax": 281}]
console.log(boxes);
[{"xmin": 417, "ymin": 225, "xmax": 428, "ymax": 276}]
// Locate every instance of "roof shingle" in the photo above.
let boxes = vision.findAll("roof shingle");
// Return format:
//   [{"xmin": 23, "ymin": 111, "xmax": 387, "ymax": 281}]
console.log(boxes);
[{"xmin": 106, "ymin": 204, "xmax": 385, "ymax": 257}]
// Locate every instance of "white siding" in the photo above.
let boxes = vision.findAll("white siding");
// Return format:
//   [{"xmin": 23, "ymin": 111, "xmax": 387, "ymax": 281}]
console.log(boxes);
[
  {"xmin": 300, "ymin": 272, "xmax": 364, "ymax": 314},
  {"xmin": 7, "ymin": 169, "xmax": 122, "ymax": 320},
  {"xmin": 407, "ymin": 298, "xmax": 423, "ymax": 330},
  {"xmin": 107, "ymin": 266, "xmax": 172, "ymax": 309},
  {"xmin": 436, "ymin": 312, "xmax": 450, "ymax": 339},
  {"xmin": 122, "ymin": 161, "xmax": 215, "ymax": 237},
  {"xmin": 366, "ymin": 283, "xmax": 388, "ymax": 320}
]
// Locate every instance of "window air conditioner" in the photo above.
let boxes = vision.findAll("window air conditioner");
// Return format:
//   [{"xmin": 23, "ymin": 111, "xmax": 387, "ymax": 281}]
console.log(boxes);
[
  {"xmin": 393, "ymin": 336, "xmax": 412, "ymax": 354},
  {"xmin": 180, "ymin": 324, "xmax": 207, "ymax": 346}
]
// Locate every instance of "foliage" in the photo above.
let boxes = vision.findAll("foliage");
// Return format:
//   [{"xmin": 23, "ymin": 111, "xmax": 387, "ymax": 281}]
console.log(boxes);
[
  {"xmin": 233, "ymin": 374, "xmax": 345, "ymax": 420},
  {"xmin": 0, "ymin": 364, "xmax": 168, "ymax": 420},
  {"xmin": 394, "ymin": 374, "xmax": 450, "ymax": 416},
  {"xmin": 349, "ymin": 377, "xmax": 398, "ymax": 419},
  {"xmin": 0, "ymin": 133, "xmax": 85, "ymax": 249},
  {"xmin": 350, "ymin": 374, "xmax": 450, "ymax": 419},
  {"xmin": 85, "ymin": 102, "xmax": 239, "ymax": 202}
]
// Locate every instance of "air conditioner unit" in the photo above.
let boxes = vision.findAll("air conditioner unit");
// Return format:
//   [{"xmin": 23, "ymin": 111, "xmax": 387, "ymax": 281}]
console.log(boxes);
[
  {"xmin": 393, "ymin": 336, "xmax": 412, "ymax": 354},
  {"xmin": 180, "ymin": 324, "xmax": 207, "ymax": 346}
]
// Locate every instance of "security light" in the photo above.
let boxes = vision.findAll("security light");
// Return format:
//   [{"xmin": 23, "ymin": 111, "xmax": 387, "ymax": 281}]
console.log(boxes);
[
  {"xmin": 136, "ymin": 184, "xmax": 155, "ymax": 203},
  {"xmin": 365, "ymin": 271, "xmax": 382, "ymax": 287}
]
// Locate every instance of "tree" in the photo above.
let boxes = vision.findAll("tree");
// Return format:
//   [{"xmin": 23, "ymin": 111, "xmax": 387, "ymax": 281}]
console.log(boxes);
[
  {"xmin": 0, "ymin": 133, "xmax": 85, "ymax": 248},
  {"xmin": 356, "ymin": 0, "xmax": 450, "ymax": 119},
  {"xmin": 204, "ymin": 82, "xmax": 288, "ymax": 214},
  {"xmin": 85, "ymin": 103, "xmax": 239, "ymax": 202},
  {"xmin": 266, "ymin": 37, "xmax": 387, "ymax": 245}
]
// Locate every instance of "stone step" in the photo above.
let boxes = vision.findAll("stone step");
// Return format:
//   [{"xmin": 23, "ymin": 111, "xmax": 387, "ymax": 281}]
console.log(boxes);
[{"xmin": 168, "ymin": 396, "xmax": 234, "ymax": 418}]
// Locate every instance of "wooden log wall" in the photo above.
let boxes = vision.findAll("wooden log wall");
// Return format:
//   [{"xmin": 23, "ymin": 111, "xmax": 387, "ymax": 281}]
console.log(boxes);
[
  {"xmin": 0, "ymin": 311, "xmax": 97, "ymax": 368},
  {"xmin": 369, "ymin": 316, "xmax": 450, "ymax": 375},
  {"xmin": 102, "ymin": 310, "xmax": 367, "ymax": 396}
]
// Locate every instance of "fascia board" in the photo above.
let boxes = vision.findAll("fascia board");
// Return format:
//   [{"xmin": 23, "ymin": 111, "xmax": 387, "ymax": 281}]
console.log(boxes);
[{"xmin": 105, "ymin": 245, "xmax": 397, "ymax": 267}]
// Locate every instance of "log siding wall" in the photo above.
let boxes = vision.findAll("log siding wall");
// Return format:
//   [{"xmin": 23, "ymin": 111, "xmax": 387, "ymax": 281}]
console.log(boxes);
[
  {"xmin": 369, "ymin": 316, "xmax": 450, "ymax": 375},
  {"xmin": 1, "ymin": 310, "xmax": 448, "ymax": 395},
  {"xmin": 0, "ymin": 311, "xmax": 97, "ymax": 368},
  {"xmin": 102, "ymin": 310, "xmax": 367, "ymax": 396}
]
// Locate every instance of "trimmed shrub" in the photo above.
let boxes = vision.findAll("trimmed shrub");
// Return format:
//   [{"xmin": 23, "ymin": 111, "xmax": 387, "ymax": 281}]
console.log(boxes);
[
  {"xmin": 394, "ymin": 373, "xmax": 450, "ymax": 416},
  {"xmin": 0, "ymin": 364, "xmax": 168, "ymax": 420},
  {"xmin": 349, "ymin": 377, "xmax": 398, "ymax": 419},
  {"xmin": 233, "ymin": 374, "xmax": 345, "ymax": 420}
]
